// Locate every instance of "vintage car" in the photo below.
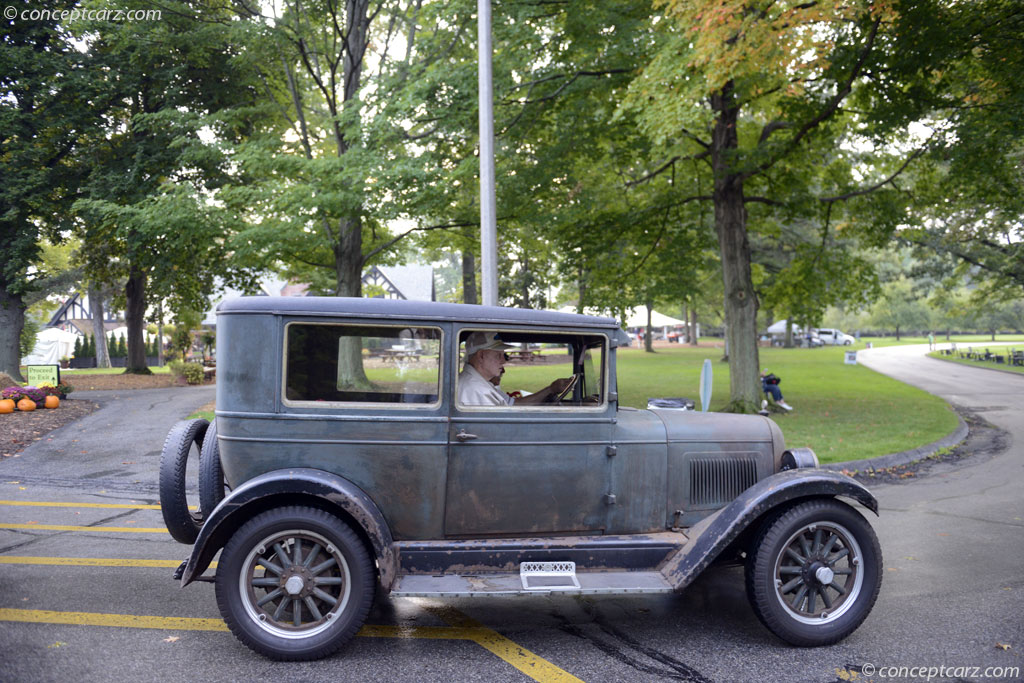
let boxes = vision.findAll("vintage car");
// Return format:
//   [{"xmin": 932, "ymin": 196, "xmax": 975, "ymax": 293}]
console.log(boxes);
[{"xmin": 159, "ymin": 297, "xmax": 882, "ymax": 660}]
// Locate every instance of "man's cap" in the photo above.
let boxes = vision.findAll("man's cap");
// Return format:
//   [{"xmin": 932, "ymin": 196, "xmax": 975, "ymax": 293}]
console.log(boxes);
[{"xmin": 464, "ymin": 331, "xmax": 514, "ymax": 358}]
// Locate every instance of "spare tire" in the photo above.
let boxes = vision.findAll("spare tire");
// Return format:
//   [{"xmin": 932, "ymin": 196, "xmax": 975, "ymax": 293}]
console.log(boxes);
[
  {"xmin": 159, "ymin": 418, "xmax": 209, "ymax": 544},
  {"xmin": 199, "ymin": 419, "xmax": 228, "ymax": 515}
]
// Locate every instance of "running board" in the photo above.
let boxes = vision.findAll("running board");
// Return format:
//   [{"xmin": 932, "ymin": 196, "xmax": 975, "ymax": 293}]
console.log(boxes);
[{"xmin": 390, "ymin": 570, "xmax": 674, "ymax": 597}]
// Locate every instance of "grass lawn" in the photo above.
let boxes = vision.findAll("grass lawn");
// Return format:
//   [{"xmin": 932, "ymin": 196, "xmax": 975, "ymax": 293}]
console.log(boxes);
[
  {"xmin": 184, "ymin": 343, "xmax": 963, "ymax": 466},
  {"xmin": 927, "ymin": 350, "xmax": 1024, "ymax": 375},
  {"xmin": 508, "ymin": 344, "xmax": 958, "ymax": 465}
]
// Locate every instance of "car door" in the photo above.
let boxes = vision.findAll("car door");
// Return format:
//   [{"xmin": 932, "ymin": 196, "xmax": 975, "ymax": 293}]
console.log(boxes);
[{"xmin": 443, "ymin": 329, "xmax": 614, "ymax": 537}]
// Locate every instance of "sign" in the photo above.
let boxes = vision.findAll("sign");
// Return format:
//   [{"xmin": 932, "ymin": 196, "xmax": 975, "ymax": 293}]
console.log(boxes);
[
  {"xmin": 699, "ymin": 359, "xmax": 712, "ymax": 412},
  {"xmin": 25, "ymin": 364, "xmax": 60, "ymax": 387},
  {"xmin": 844, "ymin": 351, "xmax": 858, "ymax": 365}
]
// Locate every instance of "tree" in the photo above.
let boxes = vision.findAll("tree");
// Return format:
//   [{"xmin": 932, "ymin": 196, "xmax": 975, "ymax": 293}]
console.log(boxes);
[
  {"xmin": 620, "ymin": 0, "xmax": 952, "ymax": 410},
  {"xmin": 71, "ymin": 1, "xmax": 261, "ymax": 374},
  {"xmin": 1, "ymin": 5, "xmax": 102, "ymax": 379}
]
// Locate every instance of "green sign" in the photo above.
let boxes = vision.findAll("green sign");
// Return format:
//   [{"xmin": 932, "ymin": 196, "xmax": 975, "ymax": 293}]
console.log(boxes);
[{"xmin": 25, "ymin": 364, "xmax": 60, "ymax": 387}]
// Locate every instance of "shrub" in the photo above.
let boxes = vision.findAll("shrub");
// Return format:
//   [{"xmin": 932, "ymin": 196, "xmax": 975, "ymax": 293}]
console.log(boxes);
[
  {"xmin": 20, "ymin": 318, "xmax": 40, "ymax": 358},
  {"xmin": 182, "ymin": 362, "xmax": 205, "ymax": 385},
  {"xmin": 39, "ymin": 381, "xmax": 73, "ymax": 397},
  {"xmin": 167, "ymin": 359, "xmax": 185, "ymax": 377},
  {"xmin": 56, "ymin": 380, "xmax": 74, "ymax": 396}
]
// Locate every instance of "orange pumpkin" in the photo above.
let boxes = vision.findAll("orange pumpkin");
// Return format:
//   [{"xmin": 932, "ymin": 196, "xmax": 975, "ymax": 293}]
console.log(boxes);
[
  {"xmin": 16, "ymin": 397, "xmax": 36, "ymax": 412},
  {"xmin": 44, "ymin": 395, "xmax": 60, "ymax": 409},
  {"xmin": 0, "ymin": 399, "xmax": 14, "ymax": 414}
]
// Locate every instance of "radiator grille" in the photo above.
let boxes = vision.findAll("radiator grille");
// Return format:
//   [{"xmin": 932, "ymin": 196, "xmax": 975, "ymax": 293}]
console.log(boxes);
[{"xmin": 689, "ymin": 456, "xmax": 758, "ymax": 507}]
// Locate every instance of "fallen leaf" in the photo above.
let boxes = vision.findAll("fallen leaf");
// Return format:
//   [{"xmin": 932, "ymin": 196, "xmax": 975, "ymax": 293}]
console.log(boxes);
[
  {"xmin": 6, "ymin": 481, "xmax": 19, "ymax": 484},
  {"xmin": 163, "ymin": 636, "xmax": 180, "ymax": 643},
  {"xmin": 48, "ymin": 642, "xmax": 67, "ymax": 649},
  {"xmin": 996, "ymin": 643, "xmax": 1011, "ymax": 651},
  {"xmin": 122, "ymin": 461, "xmax": 136, "ymax": 465},
  {"xmin": 18, "ymin": 487, "xmax": 26, "ymax": 490}
]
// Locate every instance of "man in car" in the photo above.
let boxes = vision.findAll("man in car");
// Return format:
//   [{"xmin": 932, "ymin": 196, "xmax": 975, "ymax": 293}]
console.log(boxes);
[{"xmin": 458, "ymin": 331, "xmax": 574, "ymax": 406}]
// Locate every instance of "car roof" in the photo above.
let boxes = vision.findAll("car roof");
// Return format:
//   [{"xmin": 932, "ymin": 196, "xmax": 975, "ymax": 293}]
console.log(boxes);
[{"xmin": 217, "ymin": 296, "xmax": 620, "ymax": 330}]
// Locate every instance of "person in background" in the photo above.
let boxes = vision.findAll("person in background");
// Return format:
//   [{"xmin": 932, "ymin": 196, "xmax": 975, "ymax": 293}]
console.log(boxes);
[{"xmin": 760, "ymin": 369, "xmax": 793, "ymax": 411}]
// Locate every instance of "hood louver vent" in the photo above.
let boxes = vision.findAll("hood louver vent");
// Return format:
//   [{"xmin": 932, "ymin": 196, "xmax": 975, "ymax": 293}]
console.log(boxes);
[{"xmin": 689, "ymin": 456, "xmax": 758, "ymax": 507}]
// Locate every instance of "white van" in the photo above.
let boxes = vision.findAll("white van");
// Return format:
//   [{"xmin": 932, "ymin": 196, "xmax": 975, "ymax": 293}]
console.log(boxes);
[{"xmin": 817, "ymin": 328, "xmax": 855, "ymax": 345}]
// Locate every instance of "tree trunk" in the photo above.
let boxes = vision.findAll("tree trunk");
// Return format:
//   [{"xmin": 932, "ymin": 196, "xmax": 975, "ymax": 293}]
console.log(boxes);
[
  {"xmin": 689, "ymin": 308, "xmax": 699, "ymax": 346},
  {"xmin": 784, "ymin": 319, "xmax": 794, "ymax": 348},
  {"xmin": 0, "ymin": 283, "xmax": 26, "ymax": 382},
  {"xmin": 124, "ymin": 266, "xmax": 152, "ymax": 374},
  {"xmin": 644, "ymin": 302, "xmax": 655, "ymax": 353},
  {"xmin": 462, "ymin": 251, "xmax": 478, "ymax": 305},
  {"xmin": 334, "ymin": 221, "xmax": 371, "ymax": 389},
  {"xmin": 711, "ymin": 82, "xmax": 760, "ymax": 412},
  {"xmin": 157, "ymin": 303, "xmax": 164, "ymax": 367},
  {"xmin": 88, "ymin": 285, "xmax": 111, "ymax": 368},
  {"xmin": 895, "ymin": 325, "xmax": 901, "ymax": 341}
]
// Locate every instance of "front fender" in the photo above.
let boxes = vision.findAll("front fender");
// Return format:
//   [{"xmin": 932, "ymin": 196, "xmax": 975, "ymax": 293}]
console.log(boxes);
[
  {"xmin": 661, "ymin": 468, "xmax": 877, "ymax": 590},
  {"xmin": 179, "ymin": 468, "xmax": 396, "ymax": 590}
]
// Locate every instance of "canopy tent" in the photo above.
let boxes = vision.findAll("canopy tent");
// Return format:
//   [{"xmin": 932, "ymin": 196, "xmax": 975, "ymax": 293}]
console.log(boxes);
[
  {"xmin": 766, "ymin": 319, "xmax": 806, "ymax": 335},
  {"xmin": 21, "ymin": 326, "xmax": 81, "ymax": 365},
  {"xmin": 623, "ymin": 308, "xmax": 686, "ymax": 329}
]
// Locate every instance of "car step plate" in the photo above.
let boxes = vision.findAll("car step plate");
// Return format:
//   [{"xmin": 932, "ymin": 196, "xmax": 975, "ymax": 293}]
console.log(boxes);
[{"xmin": 520, "ymin": 561, "xmax": 581, "ymax": 591}]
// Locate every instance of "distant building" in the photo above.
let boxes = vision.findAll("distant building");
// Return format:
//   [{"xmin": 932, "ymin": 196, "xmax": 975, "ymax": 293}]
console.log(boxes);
[
  {"xmin": 361, "ymin": 265, "xmax": 435, "ymax": 302},
  {"xmin": 46, "ymin": 293, "xmax": 122, "ymax": 336}
]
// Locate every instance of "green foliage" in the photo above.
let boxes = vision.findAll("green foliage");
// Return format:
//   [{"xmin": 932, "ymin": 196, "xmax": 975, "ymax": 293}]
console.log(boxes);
[
  {"xmin": 73, "ymin": 336, "xmax": 83, "ymax": 359},
  {"xmin": 167, "ymin": 359, "xmax": 205, "ymax": 385},
  {"xmin": 116, "ymin": 334, "xmax": 127, "ymax": 358},
  {"xmin": 19, "ymin": 318, "xmax": 40, "ymax": 358}
]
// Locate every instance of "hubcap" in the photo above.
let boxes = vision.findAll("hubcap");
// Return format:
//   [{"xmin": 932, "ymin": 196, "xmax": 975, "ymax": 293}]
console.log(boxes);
[{"xmin": 284, "ymin": 575, "xmax": 305, "ymax": 596}]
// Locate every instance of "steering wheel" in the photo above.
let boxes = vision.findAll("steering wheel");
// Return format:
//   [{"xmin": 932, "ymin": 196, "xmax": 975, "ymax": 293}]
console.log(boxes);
[{"xmin": 552, "ymin": 373, "xmax": 579, "ymax": 402}]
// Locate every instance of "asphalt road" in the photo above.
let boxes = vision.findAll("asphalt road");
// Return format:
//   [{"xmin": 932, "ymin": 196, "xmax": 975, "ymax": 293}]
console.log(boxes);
[{"xmin": 0, "ymin": 352, "xmax": 1021, "ymax": 683}]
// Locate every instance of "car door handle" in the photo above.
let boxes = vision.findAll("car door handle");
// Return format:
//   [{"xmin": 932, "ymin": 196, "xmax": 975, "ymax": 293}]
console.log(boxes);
[{"xmin": 455, "ymin": 430, "xmax": 478, "ymax": 442}]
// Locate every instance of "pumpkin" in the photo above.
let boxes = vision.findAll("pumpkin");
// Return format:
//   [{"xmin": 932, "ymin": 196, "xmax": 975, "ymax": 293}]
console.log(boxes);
[
  {"xmin": 44, "ymin": 395, "xmax": 60, "ymax": 409},
  {"xmin": 16, "ymin": 397, "xmax": 36, "ymax": 412},
  {"xmin": 0, "ymin": 399, "xmax": 14, "ymax": 414}
]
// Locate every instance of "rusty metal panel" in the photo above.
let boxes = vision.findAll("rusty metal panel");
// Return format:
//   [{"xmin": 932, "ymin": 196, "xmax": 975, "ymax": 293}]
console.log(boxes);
[
  {"xmin": 444, "ymin": 415, "xmax": 613, "ymax": 535},
  {"xmin": 606, "ymin": 408, "xmax": 668, "ymax": 534}
]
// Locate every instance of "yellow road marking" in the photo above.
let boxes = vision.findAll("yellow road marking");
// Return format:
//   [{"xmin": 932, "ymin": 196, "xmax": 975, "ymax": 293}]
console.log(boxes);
[
  {"xmin": 0, "ymin": 556, "xmax": 217, "ymax": 569},
  {"xmin": 0, "ymin": 609, "xmax": 228, "ymax": 632},
  {"xmin": 0, "ymin": 607, "xmax": 584, "ymax": 682},
  {"xmin": 428, "ymin": 605, "xmax": 585, "ymax": 683},
  {"xmin": 0, "ymin": 500, "xmax": 164, "ymax": 510},
  {"xmin": 0, "ymin": 523, "xmax": 167, "ymax": 533}
]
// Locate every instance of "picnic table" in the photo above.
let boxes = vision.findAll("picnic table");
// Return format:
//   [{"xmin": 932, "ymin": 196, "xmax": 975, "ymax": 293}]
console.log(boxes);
[
  {"xmin": 369, "ymin": 348, "xmax": 421, "ymax": 363},
  {"xmin": 507, "ymin": 349, "xmax": 541, "ymax": 363}
]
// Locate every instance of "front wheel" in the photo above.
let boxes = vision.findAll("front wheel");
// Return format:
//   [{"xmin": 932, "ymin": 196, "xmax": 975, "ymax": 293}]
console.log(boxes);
[
  {"xmin": 745, "ymin": 498, "xmax": 882, "ymax": 647},
  {"xmin": 215, "ymin": 506, "xmax": 375, "ymax": 660}
]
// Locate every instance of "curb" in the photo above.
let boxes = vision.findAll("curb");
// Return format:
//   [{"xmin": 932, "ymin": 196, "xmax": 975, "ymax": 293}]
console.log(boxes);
[{"xmin": 821, "ymin": 413, "xmax": 969, "ymax": 473}]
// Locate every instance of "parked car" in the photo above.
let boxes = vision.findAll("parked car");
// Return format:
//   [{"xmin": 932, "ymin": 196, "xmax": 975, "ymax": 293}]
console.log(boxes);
[
  {"xmin": 817, "ymin": 328, "xmax": 856, "ymax": 346},
  {"xmin": 160, "ymin": 297, "xmax": 883, "ymax": 660}
]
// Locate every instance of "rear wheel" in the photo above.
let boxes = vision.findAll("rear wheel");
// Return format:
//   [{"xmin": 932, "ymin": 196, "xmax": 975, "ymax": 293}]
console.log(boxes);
[
  {"xmin": 745, "ymin": 499, "xmax": 882, "ymax": 646},
  {"xmin": 215, "ymin": 506, "xmax": 374, "ymax": 660}
]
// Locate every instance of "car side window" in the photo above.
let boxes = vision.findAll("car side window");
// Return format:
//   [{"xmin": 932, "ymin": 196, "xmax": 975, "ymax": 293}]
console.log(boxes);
[
  {"xmin": 284, "ymin": 323, "xmax": 442, "ymax": 406},
  {"xmin": 456, "ymin": 330, "xmax": 605, "ymax": 409}
]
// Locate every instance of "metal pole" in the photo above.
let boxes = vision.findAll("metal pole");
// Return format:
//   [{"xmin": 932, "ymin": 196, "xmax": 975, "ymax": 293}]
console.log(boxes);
[{"xmin": 478, "ymin": 0, "xmax": 498, "ymax": 306}]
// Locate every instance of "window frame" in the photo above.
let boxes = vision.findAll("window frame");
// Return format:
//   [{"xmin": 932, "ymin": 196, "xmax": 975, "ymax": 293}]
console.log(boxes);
[
  {"xmin": 453, "ymin": 327, "xmax": 609, "ymax": 413},
  {"xmin": 281, "ymin": 320, "xmax": 445, "ymax": 410}
]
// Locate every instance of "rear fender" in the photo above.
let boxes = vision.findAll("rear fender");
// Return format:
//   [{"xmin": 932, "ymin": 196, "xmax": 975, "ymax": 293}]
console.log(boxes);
[
  {"xmin": 661, "ymin": 469, "xmax": 877, "ymax": 590},
  {"xmin": 178, "ymin": 468, "xmax": 396, "ymax": 590}
]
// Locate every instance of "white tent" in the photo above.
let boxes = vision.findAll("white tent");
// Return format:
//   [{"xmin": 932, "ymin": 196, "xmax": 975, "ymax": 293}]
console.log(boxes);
[
  {"xmin": 766, "ymin": 319, "xmax": 806, "ymax": 335},
  {"xmin": 21, "ymin": 326, "xmax": 81, "ymax": 365},
  {"xmin": 623, "ymin": 308, "xmax": 687, "ymax": 328}
]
